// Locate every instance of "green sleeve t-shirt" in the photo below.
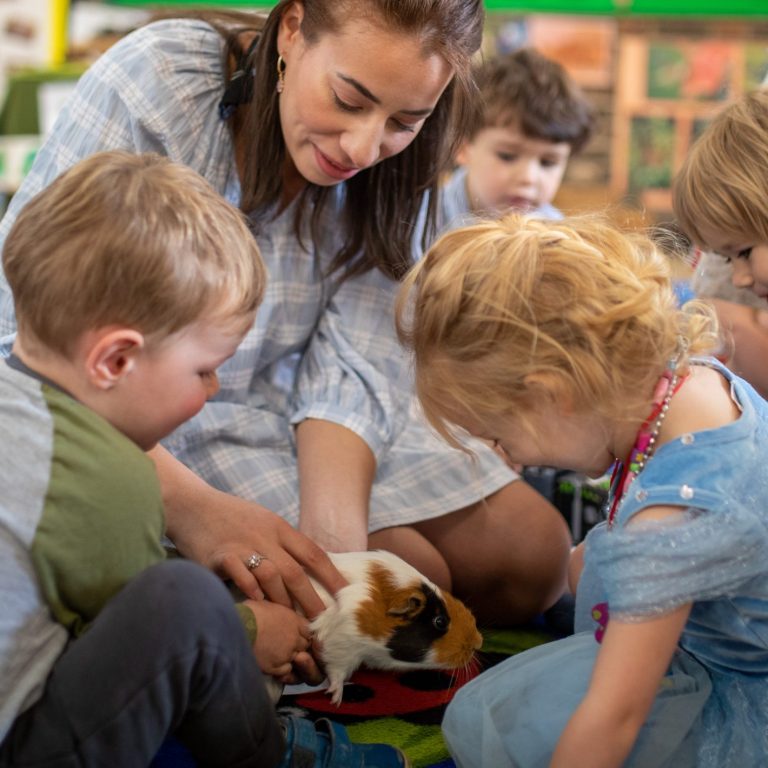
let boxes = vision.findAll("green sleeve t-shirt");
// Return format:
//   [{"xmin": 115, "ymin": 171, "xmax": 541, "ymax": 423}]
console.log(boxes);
[
  {"xmin": 0, "ymin": 356, "xmax": 259, "ymax": 743},
  {"xmin": 0, "ymin": 359, "xmax": 165, "ymax": 740}
]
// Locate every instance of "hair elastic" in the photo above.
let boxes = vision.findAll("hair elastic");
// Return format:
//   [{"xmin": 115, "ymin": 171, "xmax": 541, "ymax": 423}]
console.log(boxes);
[{"xmin": 218, "ymin": 35, "xmax": 260, "ymax": 121}]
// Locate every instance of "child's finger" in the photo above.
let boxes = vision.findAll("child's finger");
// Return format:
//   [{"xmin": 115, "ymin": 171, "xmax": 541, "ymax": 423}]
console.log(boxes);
[
  {"xmin": 292, "ymin": 651, "xmax": 325, "ymax": 685},
  {"xmin": 266, "ymin": 661, "xmax": 293, "ymax": 678}
]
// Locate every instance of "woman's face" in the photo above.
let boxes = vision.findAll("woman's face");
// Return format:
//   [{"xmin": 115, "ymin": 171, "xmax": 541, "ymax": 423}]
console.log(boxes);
[{"xmin": 276, "ymin": 3, "xmax": 453, "ymax": 187}]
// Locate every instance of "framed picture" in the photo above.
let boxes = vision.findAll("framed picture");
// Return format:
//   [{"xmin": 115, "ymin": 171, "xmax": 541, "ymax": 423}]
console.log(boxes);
[
  {"xmin": 486, "ymin": 13, "xmax": 617, "ymax": 89},
  {"xmin": 0, "ymin": 0, "xmax": 69, "ymax": 82},
  {"xmin": 745, "ymin": 43, "xmax": 768, "ymax": 89},
  {"xmin": 646, "ymin": 41, "xmax": 735, "ymax": 101},
  {"xmin": 628, "ymin": 116, "xmax": 676, "ymax": 191},
  {"xmin": 611, "ymin": 32, "xmax": 768, "ymax": 216},
  {"xmin": 0, "ymin": 0, "xmax": 69, "ymax": 118}
]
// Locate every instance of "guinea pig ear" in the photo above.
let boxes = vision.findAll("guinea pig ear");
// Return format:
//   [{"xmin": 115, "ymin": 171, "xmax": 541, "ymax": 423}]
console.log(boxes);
[{"xmin": 386, "ymin": 589, "xmax": 426, "ymax": 620}]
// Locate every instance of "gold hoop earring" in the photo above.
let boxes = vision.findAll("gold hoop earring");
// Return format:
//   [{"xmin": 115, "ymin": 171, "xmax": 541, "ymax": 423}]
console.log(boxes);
[{"xmin": 276, "ymin": 54, "xmax": 286, "ymax": 94}]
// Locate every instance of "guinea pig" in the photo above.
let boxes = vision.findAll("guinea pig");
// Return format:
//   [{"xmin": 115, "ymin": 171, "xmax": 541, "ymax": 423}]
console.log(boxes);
[{"xmin": 290, "ymin": 549, "xmax": 483, "ymax": 705}]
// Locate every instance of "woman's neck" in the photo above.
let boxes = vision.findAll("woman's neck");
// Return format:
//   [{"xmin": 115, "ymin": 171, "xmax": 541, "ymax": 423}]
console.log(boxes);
[
  {"xmin": 231, "ymin": 120, "xmax": 306, "ymax": 211},
  {"xmin": 280, "ymin": 155, "xmax": 307, "ymax": 208}
]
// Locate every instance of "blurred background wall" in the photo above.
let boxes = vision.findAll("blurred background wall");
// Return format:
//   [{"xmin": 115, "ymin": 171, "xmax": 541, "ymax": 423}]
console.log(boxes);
[{"xmin": 1, "ymin": 0, "xmax": 767, "ymax": 223}]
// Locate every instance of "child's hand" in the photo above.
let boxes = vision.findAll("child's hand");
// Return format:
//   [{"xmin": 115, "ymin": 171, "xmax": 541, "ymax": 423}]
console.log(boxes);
[{"xmin": 242, "ymin": 599, "xmax": 313, "ymax": 677}]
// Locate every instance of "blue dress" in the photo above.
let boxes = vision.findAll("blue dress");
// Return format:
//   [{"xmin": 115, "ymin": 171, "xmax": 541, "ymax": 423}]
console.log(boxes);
[{"xmin": 444, "ymin": 359, "xmax": 768, "ymax": 767}]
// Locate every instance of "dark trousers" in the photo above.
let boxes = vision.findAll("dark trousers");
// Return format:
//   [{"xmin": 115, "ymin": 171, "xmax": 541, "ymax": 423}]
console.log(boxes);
[{"xmin": 0, "ymin": 560, "xmax": 285, "ymax": 767}]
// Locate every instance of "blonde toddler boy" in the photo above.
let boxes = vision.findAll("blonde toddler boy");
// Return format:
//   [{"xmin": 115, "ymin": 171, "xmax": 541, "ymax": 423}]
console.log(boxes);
[{"xmin": 0, "ymin": 151, "xmax": 406, "ymax": 768}]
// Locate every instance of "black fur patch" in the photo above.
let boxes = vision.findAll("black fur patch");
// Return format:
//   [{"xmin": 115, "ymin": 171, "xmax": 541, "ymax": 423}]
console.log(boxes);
[{"xmin": 386, "ymin": 583, "xmax": 450, "ymax": 663}]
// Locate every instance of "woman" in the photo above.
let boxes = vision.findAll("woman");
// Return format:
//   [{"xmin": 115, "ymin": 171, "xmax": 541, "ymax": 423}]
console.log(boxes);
[{"xmin": 0, "ymin": 0, "xmax": 571, "ymax": 630}]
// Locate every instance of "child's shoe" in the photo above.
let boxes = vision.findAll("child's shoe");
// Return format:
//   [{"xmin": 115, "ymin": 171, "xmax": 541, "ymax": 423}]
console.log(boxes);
[{"xmin": 276, "ymin": 715, "xmax": 409, "ymax": 767}]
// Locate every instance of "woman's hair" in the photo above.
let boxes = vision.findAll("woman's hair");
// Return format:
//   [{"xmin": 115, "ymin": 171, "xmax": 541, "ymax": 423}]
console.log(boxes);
[
  {"xmin": 673, "ymin": 88, "xmax": 768, "ymax": 249},
  {"xmin": 196, "ymin": 0, "xmax": 484, "ymax": 282},
  {"xmin": 3, "ymin": 151, "xmax": 265, "ymax": 355},
  {"xmin": 469, "ymin": 48, "xmax": 595, "ymax": 153},
  {"xmin": 396, "ymin": 215, "xmax": 719, "ymax": 446}
]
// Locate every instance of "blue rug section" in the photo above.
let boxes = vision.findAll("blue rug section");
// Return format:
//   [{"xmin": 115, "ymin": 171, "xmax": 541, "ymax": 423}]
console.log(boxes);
[{"xmin": 149, "ymin": 737, "xmax": 196, "ymax": 768}]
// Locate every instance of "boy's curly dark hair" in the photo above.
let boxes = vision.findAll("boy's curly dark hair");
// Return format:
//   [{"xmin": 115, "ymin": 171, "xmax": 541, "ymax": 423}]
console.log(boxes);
[{"xmin": 470, "ymin": 48, "xmax": 595, "ymax": 153}]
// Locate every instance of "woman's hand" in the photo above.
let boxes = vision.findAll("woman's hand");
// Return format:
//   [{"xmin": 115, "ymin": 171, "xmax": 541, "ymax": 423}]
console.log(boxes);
[{"xmin": 151, "ymin": 445, "xmax": 347, "ymax": 619}]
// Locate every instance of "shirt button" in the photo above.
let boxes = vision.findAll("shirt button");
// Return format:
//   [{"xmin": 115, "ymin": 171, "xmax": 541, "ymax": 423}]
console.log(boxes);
[
  {"xmin": 635, "ymin": 489, "xmax": 648, "ymax": 501},
  {"xmin": 680, "ymin": 484, "xmax": 694, "ymax": 500},
  {"xmin": 681, "ymin": 433, "xmax": 695, "ymax": 445}
]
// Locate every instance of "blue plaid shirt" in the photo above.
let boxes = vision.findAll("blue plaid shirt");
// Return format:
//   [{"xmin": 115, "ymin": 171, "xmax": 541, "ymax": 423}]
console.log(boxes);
[{"xmin": 0, "ymin": 19, "xmax": 514, "ymax": 529}]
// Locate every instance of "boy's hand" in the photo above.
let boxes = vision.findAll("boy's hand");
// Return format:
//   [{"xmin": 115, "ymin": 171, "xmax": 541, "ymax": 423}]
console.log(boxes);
[{"xmin": 243, "ymin": 599, "xmax": 314, "ymax": 678}]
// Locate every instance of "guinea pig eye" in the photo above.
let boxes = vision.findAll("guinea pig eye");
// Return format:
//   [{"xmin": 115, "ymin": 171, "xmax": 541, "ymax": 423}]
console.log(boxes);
[{"xmin": 433, "ymin": 614, "xmax": 449, "ymax": 631}]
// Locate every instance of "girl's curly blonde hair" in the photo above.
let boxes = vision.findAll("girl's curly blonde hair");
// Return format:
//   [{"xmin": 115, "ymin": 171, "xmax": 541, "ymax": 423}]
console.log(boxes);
[{"xmin": 396, "ymin": 214, "xmax": 718, "ymax": 447}]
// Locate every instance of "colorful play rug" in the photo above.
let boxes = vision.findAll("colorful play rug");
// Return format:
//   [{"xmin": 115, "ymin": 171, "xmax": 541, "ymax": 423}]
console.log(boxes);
[
  {"xmin": 276, "ymin": 626, "xmax": 555, "ymax": 768},
  {"xmin": 150, "ymin": 623, "xmax": 561, "ymax": 768}
]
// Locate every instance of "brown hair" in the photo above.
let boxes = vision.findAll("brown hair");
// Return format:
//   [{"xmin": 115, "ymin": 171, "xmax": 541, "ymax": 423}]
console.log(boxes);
[
  {"xmin": 396, "ymin": 215, "xmax": 718, "ymax": 447},
  {"xmin": 468, "ymin": 48, "xmax": 594, "ymax": 153},
  {"xmin": 673, "ymin": 89, "xmax": 768, "ymax": 249},
  {"xmin": 193, "ymin": 0, "xmax": 484, "ymax": 281},
  {"xmin": 3, "ymin": 150, "xmax": 265, "ymax": 355}
]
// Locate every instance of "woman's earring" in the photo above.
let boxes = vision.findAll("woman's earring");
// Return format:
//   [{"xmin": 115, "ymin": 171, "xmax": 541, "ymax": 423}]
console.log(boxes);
[{"xmin": 276, "ymin": 54, "xmax": 286, "ymax": 94}]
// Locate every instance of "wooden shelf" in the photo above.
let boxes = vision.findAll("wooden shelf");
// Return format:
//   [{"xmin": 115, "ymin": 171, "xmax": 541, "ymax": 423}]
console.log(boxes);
[{"xmin": 610, "ymin": 31, "xmax": 768, "ymax": 216}]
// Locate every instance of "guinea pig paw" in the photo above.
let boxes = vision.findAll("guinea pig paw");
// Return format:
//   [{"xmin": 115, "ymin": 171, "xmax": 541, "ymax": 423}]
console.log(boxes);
[{"xmin": 326, "ymin": 679, "xmax": 345, "ymax": 706}]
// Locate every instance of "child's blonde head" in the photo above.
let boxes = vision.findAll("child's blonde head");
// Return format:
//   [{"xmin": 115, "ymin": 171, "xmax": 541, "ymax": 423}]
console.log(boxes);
[
  {"xmin": 397, "ymin": 215, "xmax": 718, "ymax": 445},
  {"xmin": 3, "ymin": 151, "xmax": 265, "ymax": 354},
  {"xmin": 673, "ymin": 89, "xmax": 768, "ymax": 249}
]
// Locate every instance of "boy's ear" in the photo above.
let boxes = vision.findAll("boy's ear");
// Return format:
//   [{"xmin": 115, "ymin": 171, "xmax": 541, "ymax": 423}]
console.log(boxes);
[{"xmin": 84, "ymin": 328, "xmax": 145, "ymax": 390}]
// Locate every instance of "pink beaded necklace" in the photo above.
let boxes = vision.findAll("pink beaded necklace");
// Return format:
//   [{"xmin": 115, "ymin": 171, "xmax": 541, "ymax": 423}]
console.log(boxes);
[{"xmin": 606, "ymin": 369, "xmax": 688, "ymax": 528}]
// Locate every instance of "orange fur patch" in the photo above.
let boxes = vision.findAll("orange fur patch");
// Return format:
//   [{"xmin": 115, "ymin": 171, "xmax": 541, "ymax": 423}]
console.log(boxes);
[
  {"xmin": 354, "ymin": 562, "xmax": 426, "ymax": 640},
  {"xmin": 432, "ymin": 592, "xmax": 483, "ymax": 667}
]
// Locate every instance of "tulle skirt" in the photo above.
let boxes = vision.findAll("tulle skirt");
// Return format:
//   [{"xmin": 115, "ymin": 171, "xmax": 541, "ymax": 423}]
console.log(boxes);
[{"xmin": 443, "ymin": 631, "xmax": 719, "ymax": 768}]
